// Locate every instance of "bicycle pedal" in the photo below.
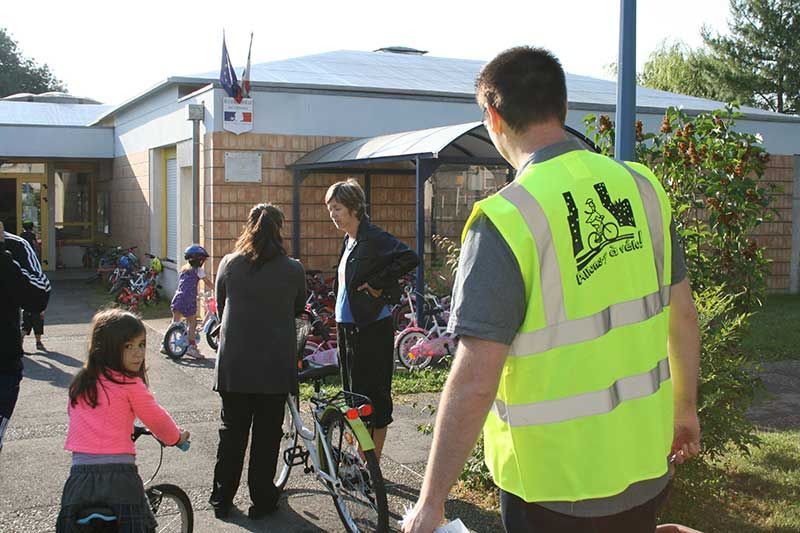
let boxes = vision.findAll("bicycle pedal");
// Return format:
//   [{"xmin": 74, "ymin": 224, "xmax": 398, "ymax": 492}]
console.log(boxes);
[{"xmin": 283, "ymin": 446, "xmax": 308, "ymax": 467}]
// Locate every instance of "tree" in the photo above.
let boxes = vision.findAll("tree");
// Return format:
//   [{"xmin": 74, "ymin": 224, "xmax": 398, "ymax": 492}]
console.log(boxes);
[
  {"xmin": 638, "ymin": 40, "xmax": 726, "ymax": 102},
  {"xmin": 702, "ymin": 0, "xmax": 800, "ymax": 114},
  {"xmin": 0, "ymin": 27, "xmax": 66, "ymax": 97}
]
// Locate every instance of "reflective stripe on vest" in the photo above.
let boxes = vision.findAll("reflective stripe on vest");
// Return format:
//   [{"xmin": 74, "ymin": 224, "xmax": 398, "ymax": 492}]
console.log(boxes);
[{"xmin": 492, "ymin": 357, "xmax": 670, "ymax": 426}]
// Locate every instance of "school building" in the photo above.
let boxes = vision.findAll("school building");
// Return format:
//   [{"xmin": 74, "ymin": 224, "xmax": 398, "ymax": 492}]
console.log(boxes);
[{"xmin": 1, "ymin": 47, "xmax": 798, "ymax": 293}]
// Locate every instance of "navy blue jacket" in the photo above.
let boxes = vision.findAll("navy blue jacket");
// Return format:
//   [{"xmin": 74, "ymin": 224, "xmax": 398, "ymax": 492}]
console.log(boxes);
[
  {"xmin": 0, "ymin": 232, "xmax": 51, "ymax": 373},
  {"xmin": 335, "ymin": 217, "xmax": 419, "ymax": 327}
]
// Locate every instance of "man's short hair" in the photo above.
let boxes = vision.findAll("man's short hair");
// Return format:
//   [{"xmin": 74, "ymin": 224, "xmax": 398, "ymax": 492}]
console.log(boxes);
[
  {"xmin": 476, "ymin": 46, "xmax": 567, "ymax": 133},
  {"xmin": 325, "ymin": 178, "xmax": 366, "ymax": 219}
]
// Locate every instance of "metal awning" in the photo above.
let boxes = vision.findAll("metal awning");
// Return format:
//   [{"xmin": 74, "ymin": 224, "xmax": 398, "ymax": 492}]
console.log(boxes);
[
  {"xmin": 291, "ymin": 121, "xmax": 505, "ymax": 170},
  {"xmin": 288, "ymin": 121, "xmax": 596, "ymax": 325}
]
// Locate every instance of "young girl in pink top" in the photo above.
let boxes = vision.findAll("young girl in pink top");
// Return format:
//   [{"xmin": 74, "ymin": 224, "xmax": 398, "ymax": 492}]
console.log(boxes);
[{"xmin": 56, "ymin": 309, "xmax": 189, "ymax": 533}]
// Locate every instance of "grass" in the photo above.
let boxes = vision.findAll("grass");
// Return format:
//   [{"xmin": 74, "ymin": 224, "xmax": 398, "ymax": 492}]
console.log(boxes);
[
  {"xmin": 660, "ymin": 430, "xmax": 800, "ymax": 533},
  {"xmin": 742, "ymin": 294, "xmax": 800, "ymax": 361}
]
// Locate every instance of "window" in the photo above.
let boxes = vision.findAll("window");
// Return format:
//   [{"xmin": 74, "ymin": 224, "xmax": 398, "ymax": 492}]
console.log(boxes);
[
  {"xmin": 55, "ymin": 170, "xmax": 92, "ymax": 242},
  {"xmin": 96, "ymin": 191, "xmax": 110, "ymax": 235}
]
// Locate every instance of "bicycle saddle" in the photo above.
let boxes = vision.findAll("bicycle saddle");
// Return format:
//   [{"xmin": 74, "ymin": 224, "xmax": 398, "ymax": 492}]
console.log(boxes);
[{"xmin": 298, "ymin": 364, "xmax": 339, "ymax": 382}]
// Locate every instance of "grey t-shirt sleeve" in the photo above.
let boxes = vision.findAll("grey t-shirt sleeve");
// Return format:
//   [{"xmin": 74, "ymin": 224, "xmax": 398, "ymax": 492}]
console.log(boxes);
[
  {"xmin": 670, "ymin": 220, "xmax": 687, "ymax": 285},
  {"xmin": 447, "ymin": 215, "xmax": 527, "ymax": 345}
]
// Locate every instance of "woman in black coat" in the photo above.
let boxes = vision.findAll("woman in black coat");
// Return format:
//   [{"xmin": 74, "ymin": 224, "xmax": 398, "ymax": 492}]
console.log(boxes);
[
  {"xmin": 210, "ymin": 203, "xmax": 306, "ymax": 520},
  {"xmin": 325, "ymin": 179, "xmax": 419, "ymax": 460}
]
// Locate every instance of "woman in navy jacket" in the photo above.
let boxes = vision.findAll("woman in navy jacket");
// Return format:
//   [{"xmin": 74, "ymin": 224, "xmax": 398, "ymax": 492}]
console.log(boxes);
[{"xmin": 325, "ymin": 179, "xmax": 419, "ymax": 460}]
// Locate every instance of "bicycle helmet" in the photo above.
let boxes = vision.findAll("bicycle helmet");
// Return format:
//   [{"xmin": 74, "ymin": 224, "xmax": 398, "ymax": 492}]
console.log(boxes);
[
  {"xmin": 118, "ymin": 254, "xmax": 133, "ymax": 270},
  {"xmin": 184, "ymin": 244, "xmax": 209, "ymax": 268},
  {"xmin": 150, "ymin": 256, "xmax": 163, "ymax": 274}
]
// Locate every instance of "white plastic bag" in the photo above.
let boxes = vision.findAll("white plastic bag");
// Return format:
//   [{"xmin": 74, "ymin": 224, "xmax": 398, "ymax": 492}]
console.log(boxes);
[{"xmin": 399, "ymin": 505, "xmax": 470, "ymax": 532}]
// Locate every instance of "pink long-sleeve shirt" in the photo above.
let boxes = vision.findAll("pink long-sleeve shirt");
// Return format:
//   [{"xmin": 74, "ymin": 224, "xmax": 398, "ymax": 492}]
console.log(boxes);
[{"xmin": 65, "ymin": 371, "xmax": 181, "ymax": 455}]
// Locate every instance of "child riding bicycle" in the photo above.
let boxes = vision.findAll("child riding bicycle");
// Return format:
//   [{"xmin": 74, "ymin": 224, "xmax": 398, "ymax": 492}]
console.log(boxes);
[
  {"xmin": 167, "ymin": 244, "xmax": 208, "ymax": 359},
  {"xmin": 57, "ymin": 309, "xmax": 189, "ymax": 532}
]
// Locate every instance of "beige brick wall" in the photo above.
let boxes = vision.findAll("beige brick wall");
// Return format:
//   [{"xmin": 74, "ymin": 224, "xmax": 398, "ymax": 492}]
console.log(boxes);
[
  {"xmin": 753, "ymin": 155, "xmax": 795, "ymax": 292},
  {"xmin": 186, "ymin": 131, "xmax": 799, "ymax": 293},
  {"xmin": 111, "ymin": 150, "xmax": 150, "ymax": 254}
]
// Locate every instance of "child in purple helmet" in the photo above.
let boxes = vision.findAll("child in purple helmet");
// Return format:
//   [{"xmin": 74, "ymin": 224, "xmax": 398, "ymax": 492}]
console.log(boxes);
[{"xmin": 169, "ymin": 244, "xmax": 208, "ymax": 359}]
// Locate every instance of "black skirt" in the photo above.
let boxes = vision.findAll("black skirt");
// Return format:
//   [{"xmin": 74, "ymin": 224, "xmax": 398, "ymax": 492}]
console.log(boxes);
[{"xmin": 56, "ymin": 463, "xmax": 156, "ymax": 533}]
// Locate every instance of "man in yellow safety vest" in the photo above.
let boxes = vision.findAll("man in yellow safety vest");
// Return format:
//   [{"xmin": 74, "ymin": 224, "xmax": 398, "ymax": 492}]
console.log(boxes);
[{"xmin": 402, "ymin": 46, "xmax": 701, "ymax": 533}]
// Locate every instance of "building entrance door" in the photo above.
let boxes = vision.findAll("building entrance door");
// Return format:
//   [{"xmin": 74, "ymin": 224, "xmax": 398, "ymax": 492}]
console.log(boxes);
[
  {"xmin": 0, "ymin": 178, "xmax": 16, "ymax": 235},
  {"xmin": 0, "ymin": 176, "xmax": 48, "ymax": 267}
]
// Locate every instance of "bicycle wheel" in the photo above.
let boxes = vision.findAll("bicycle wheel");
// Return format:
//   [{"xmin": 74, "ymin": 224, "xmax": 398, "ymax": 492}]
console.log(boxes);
[
  {"xmin": 395, "ymin": 330, "xmax": 432, "ymax": 370},
  {"xmin": 147, "ymin": 483, "xmax": 193, "ymax": 533},
  {"xmin": 163, "ymin": 323, "xmax": 189, "ymax": 359},
  {"xmin": 275, "ymin": 396, "xmax": 298, "ymax": 491},
  {"xmin": 205, "ymin": 317, "xmax": 219, "ymax": 351},
  {"xmin": 320, "ymin": 408, "xmax": 388, "ymax": 533}
]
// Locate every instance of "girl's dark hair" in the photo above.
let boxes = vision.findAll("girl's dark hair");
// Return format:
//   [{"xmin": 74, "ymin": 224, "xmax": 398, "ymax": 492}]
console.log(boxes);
[
  {"xmin": 69, "ymin": 308, "xmax": 147, "ymax": 408},
  {"xmin": 325, "ymin": 179, "xmax": 366, "ymax": 219},
  {"xmin": 234, "ymin": 203, "xmax": 286, "ymax": 269}
]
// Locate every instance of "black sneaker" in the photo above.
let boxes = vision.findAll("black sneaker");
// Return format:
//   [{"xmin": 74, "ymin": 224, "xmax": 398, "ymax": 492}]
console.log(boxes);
[
  {"xmin": 248, "ymin": 503, "xmax": 278, "ymax": 520},
  {"xmin": 36, "ymin": 341, "xmax": 46, "ymax": 352},
  {"xmin": 213, "ymin": 505, "xmax": 231, "ymax": 519}
]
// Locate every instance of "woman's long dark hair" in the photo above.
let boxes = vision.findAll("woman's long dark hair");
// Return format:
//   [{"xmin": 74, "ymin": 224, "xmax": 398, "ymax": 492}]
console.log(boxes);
[
  {"xmin": 234, "ymin": 203, "xmax": 286, "ymax": 269},
  {"xmin": 69, "ymin": 308, "xmax": 147, "ymax": 408}
]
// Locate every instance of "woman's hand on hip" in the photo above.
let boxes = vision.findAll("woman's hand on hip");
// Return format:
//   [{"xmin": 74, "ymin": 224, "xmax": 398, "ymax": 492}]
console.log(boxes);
[{"xmin": 357, "ymin": 282, "xmax": 383, "ymax": 298}]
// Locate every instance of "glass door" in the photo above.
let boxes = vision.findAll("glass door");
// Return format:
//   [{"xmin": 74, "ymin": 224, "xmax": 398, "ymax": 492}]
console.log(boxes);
[{"xmin": 19, "ymin": 178, "xmax": 48, "ymax": 267}]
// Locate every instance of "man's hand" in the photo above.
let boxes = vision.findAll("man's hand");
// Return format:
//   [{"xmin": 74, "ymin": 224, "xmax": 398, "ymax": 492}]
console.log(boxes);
[
  {"xmin": 357, "ymin": 282, "xmax": 382, "ymax": 298},
  {"xmin": 401, "ymin": 500, "xmax": 445, "ymax": 533},
  {"xmin": 671, "ymin": 409, "xmax": 700, "ymax": 464}
]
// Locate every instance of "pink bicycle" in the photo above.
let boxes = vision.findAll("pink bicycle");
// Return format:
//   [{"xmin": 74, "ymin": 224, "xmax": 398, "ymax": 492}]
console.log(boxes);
[{"xmin": 394, "ymin": 286, "xmax": 457, "ymax": 370}]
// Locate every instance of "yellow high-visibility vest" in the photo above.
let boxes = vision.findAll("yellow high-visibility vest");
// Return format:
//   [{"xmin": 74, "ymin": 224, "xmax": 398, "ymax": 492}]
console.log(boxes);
[{"xmin": 464, "ymin": 150, "xmax": 674, "ymax": 503}]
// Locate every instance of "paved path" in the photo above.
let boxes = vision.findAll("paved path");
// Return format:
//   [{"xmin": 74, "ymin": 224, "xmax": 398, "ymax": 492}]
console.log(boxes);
[{"xmin": 0, "ymin": 279, "xmax": 498, "ymax": 532}]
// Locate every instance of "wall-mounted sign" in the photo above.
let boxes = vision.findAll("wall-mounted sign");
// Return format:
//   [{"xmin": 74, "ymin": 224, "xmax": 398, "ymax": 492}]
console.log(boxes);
[
  {"xmin": 223, "ymin": 97, "xmax": 253, "ymax": 135},
  {"xmin": 224, "ymin": 151, "xmax": 262, "ymax": 183}
]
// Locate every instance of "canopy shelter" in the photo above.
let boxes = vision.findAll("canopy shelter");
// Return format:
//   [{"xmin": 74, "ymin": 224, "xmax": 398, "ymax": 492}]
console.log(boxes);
[{"xmin": 289, "ymin": 121, "xmax": 594, "ymax": 325}]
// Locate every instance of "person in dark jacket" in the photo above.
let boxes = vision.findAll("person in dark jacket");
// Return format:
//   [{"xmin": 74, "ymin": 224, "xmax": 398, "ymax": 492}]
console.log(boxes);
[
  {"xmin": 20, "ymin": 221, "xmax": 46, "ymax": 352},
  {"xmin": 0, "ymin": 220, "xmax": 51, "ymax": 453},
  {"xmin": 210, "ymin": 204, "xmax": 306, "ymax": 520},
  {"xmin": 325, "ymin": 179, "xmax": 419, "ymax": 461}
]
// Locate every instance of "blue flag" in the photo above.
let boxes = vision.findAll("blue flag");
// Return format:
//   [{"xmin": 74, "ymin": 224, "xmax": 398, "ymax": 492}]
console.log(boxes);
[{"xmin": 220, "ymin": 32, "xmax": 241, "ymax": 101}]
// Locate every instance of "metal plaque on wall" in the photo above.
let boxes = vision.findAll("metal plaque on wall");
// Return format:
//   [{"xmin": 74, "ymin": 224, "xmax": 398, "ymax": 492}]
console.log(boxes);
[{"xmin": 224, "ymin": 151, "xmax": 262, "ymax": 183}]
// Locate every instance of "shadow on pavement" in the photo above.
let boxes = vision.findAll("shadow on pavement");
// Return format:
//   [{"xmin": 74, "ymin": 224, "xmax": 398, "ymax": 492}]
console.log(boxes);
[
  {"xmin": 23, "ymin": 351, "xmax": 82, "ymax": 388},
  {"xmin": 386, "ymin": 482, "xmax": 504, "ymax": 531},
  {"xmin": 209, "ymin": 492, "xmax": 328, "ymax": 532}
]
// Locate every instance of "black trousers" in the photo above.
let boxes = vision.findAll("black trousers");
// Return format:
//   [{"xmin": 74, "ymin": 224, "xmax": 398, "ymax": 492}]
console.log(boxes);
[
  {"xmin": 22, "ymin": 311, "xmax": 44, "ymax": 336},
  {"xmin": 210, "ymin": 392, "xmax": 287, "ymax": 510},
  {"xmin": 337, "ymin": 317, "xmax": 395, "ymax": 429},
  {"xmin": 500, "ymin": 484, "xmax": 670, "ymax": 533}
]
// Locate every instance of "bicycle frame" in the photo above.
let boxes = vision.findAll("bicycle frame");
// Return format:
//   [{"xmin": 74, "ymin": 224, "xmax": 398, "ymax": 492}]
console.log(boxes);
[{"xmin": 285, "ymin": 392, "xmax": 375, "ymax": 496}]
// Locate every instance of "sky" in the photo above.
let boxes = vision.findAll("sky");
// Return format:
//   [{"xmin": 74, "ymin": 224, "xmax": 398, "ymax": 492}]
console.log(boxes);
[{"xmin": 3, "ymin": 0, "xmax": 733, "ymax": 105}]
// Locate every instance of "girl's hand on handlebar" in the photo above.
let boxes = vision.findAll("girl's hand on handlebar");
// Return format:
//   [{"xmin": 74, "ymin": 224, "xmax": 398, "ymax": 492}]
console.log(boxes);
[{"xmin": 177, "ymin": 430, "xmax": 190, "ymax": 446}]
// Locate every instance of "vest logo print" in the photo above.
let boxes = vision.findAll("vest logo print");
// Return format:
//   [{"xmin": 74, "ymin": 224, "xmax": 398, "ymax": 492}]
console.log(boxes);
[{"xmin": 563, "ymin": 182, "xmax": 642, "ymax": 285}]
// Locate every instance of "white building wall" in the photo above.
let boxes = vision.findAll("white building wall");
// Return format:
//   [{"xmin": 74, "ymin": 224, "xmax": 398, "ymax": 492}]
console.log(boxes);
[
  {"xmin": 0, "ymin": 125, "xmax": 114, "ymax": 158},
  {"xmin": 114, "ymin": 86, "xmax": 216, "ymax": 156}
]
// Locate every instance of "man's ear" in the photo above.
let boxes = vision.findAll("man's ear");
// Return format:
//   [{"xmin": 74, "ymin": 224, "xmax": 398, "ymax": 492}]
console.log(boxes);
[{"xmin": 485, "ymin": 105, "xmax": 505, "ymax": 135}]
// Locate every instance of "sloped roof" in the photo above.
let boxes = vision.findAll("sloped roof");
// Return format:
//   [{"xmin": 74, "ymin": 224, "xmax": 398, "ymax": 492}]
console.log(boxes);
[
  {"xmin": 188, "ymin": 50, "xmax": 792, "ymax": 120},
  {"xmin": 0, "ymin": 101, "xmax": 114, "ymax": 126}
]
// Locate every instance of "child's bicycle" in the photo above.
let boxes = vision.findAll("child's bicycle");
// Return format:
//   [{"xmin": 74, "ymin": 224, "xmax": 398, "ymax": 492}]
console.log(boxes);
[
  {"xmin": 277, "ymin": 319, "xmax": 388, "ymax": 532},
  {"xmin": 394, "ymin": 285, "xmax": 457, "ymax": 370},
  {"xmin": 74, "ymin": 425, "xmax": 193, "ymax": 532},
  {"xmin": 162, "ymin": 291, "xmax": 219, "ymax": 359}
]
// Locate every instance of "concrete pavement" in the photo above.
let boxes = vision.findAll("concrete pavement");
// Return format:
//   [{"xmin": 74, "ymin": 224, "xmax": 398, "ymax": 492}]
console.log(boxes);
[{"xmin": 0, "ymin": 278, "xmax": 499, "ymax": 532}]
